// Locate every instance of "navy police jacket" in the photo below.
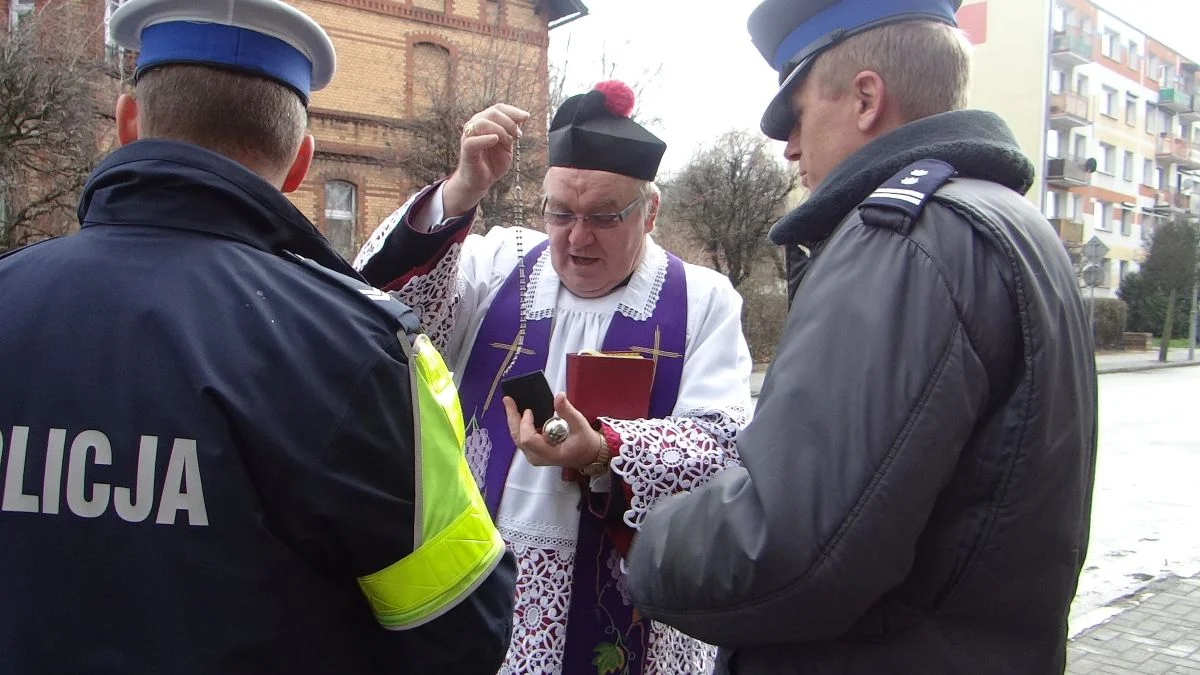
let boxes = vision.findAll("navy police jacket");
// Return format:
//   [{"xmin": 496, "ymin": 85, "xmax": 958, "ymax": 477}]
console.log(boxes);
[{"xmin": 0, "ymin": 140, "xmax": 515, "ymax": 674}]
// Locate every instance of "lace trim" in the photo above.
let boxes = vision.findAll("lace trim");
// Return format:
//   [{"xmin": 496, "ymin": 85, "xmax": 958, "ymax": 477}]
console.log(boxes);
[
  {"xmin": 645, "ymin": 622, "xmax": 719, "ymax": 675},
  {"xmin": 617, "ymin": 251, "xmax": 670, "ymax": 322},
  {"xmin": 388, "ymin": 242, "xmax": 462, "ymax": 353},
  {"xmin": 498, "ymin": 516, "xmax": 578, "ymax": 552},
  {"xmin": 498, "ymin": 541, "xmax": 575, "ymax": 675},
  {"xmin": 351, "ymin": 206, "xmax": 405, "ymax": 271},
  {"xmin": 607, "ymin": 409, "xmax": 746, "ymax": 530},
  {"xmin": 524, "ymin": 244, "xmax": 555, "ymax": 321}
]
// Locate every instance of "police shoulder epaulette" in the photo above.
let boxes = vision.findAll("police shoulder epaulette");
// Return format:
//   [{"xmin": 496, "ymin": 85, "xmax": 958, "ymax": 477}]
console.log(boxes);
[
  {"xmin": 285, "ymin": 251, "xmax": 420, "ymax": 335},
  {"xmin": 858, "ymin": 159, "xmax": 957, "ymax": 234}
]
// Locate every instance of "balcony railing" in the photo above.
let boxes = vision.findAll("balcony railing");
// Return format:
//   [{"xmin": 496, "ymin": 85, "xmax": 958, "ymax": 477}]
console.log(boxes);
[
  {"xmin": 1154, "ymin": 190, "xmax": 1191, "ymax": 210},
  {"xmin": 1046, "ymin": 156, "xmax": 1090, "ymax": 185},
  {"xmin": 1048, "ymin": 217, "xmax": 1085, "ymax": 243},
  {"xmin": 1048, "ymin": 91, "xmax": 1091, "ymax": 123},
  {"xmin": 1159, "ymin": 87, "xmax": 1195, "ymax": 112},
  {"xmin": 1051, "ymin": 29, "xmax": 1093, "ymax": 63}
]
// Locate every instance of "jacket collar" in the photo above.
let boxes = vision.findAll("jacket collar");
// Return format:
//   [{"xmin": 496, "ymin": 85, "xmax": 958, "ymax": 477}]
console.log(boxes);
[
  {"xmin": 770, "ymin": 109, "xmax": 1035, "ymax": 246},
  {"xmin": 78, "ymin": 139, "xmax": 361, "ymax": 279}
]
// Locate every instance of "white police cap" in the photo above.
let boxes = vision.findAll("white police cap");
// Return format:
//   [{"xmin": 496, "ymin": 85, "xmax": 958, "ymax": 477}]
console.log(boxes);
[{"xmin": 109, "ymin": 0, "xmax": 336, "ymax": 105}]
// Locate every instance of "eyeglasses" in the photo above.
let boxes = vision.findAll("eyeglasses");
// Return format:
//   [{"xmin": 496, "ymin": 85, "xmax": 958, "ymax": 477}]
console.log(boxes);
[{"xmin": 541, "ymin": 196, "xmax": 645, "ymax": 230}]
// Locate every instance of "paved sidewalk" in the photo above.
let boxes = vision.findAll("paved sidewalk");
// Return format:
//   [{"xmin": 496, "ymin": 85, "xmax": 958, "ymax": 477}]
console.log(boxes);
[
  {"xmin": 1068, "ymin": 575, "xmax": 1200, "ymax": 674},
  {"xmin": 748, "ymin": 349, "xmax": 1199, "ymax": 397},
  {"xmin": 1096, "ymin": 349, "xmax": 1200, "ymax": 374}
]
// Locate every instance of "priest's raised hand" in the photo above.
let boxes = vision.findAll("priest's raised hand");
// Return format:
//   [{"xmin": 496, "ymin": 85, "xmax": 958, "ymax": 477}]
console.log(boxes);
[
  {"xmin": 502, "ymin": 392, "xmax": 606, "ymax": 470},
  {"xmin": 442, "ymin": 103, "xmax": 531, "ymax": 218}
]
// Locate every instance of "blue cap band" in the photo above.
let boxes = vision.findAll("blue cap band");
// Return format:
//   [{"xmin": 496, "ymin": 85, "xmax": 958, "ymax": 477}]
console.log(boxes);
[
  {"xmin": 771, "ymin": 0, "xmax": 959, "ymax": 70},
  {"xmin": 136, "ymin": 21, "xmax": 314, "ymax": 102}
]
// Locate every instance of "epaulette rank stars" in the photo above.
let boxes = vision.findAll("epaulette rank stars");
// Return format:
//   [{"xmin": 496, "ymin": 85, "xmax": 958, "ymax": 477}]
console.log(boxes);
[{"xmin": 858, "ymin": 159, "xmax": 957, "ymax": 234}]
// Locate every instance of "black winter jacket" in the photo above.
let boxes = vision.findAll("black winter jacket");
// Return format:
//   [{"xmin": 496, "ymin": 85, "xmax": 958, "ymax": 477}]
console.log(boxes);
[{"xmin": 625, "ymin": 111, "xmax": 1098, "ymax": 675}]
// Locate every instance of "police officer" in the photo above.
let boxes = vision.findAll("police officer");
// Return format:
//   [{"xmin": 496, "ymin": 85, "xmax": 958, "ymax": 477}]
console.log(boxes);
[
  {"xmin": 625, "ymin": 1, "xmax": 1099, "ymax": 674},
  {"xmin": 0, "ymin": 0, "xmax": 515, "ymax": 672}
]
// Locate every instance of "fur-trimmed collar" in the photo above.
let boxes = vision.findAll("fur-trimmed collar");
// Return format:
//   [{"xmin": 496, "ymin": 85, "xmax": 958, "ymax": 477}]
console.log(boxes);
[{"xmin": 770, "ymin": 110, "xmax": 1034, "ymax": 246}]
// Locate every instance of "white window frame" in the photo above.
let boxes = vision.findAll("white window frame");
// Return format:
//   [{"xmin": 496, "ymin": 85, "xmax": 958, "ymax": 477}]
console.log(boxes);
[
  {"xmin": 1100, "ymin": 87, "xmax": 1117, "ymax": 118},
  {"xmin": 323, "ymin": 181, "xmax": 358, "ymax": 259},
  {"xmin": 9, "ymin": 0, "xmax": 35, "ymax": 30},
  {"xmin": 1099, "ymin": 143, "xmax": 1116, "ymax": 175}
]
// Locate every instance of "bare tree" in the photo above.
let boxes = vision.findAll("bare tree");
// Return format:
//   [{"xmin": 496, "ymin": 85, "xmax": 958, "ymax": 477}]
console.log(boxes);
[
  {"xmin": 0, "ymin": 3, "xmax": 114, "ymax": 253},
  {"xmin": 663, "ymin": 129, "xmax": 796, "ymax": 289},
  {"xmin": 400, "ymin": 34, "xmax": 550, "ymax": 232}
]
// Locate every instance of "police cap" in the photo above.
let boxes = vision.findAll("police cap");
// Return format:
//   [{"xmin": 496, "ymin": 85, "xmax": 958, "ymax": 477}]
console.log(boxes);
[
  {"xmin": 109, "ymin": 0, "xmax": 336, "ymax": 106},
  {"xmin": 748, "ymin": 0, "xmax": 963, "ymax": 141}
]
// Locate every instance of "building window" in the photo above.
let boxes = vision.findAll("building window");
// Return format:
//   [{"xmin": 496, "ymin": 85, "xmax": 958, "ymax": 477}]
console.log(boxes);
[
  {"xmin": 1096, "ymin": 202, "xmax": 1110, "ymax": 230},
  {"xmin": 1075, "ymin": 74, "xmax": 1090, "ymax": 97},
  {"xmin": 1127, "ymin": 41, "xmax": 1140, "ymax": 70},
  {"xmin": 1145, "ymin": 101, "xmax": 1156, "ymax": 134},
  {"xmin": 324, "ymin": 181, "xmax": 357, "ymax": 259},
  {"xmin": 1122, "ymin": 151, "xmax": 1134, "ymax": 181},
  {"xmin": 1146, "ymin": 55, "xmax": 1159, "ymax": 83},
  {"xmin": 1125, "ymin": 96, "xmax": 1137, "ymax": 126},
  {"xmin": 412, "ymin": 0, "xmax": 447, "ymax": 12},
  {"xmin": 1119, "ymin": 207, "xmax": 1132, "ymax": 236},
  {"xmin": 1099, "ymin": 143, "xmax": 1116, "ymax": 174},
  {"xmin": 1119, "ymin": 259, "xmax": 1129, "ymax": 281},
  {"xmin": 1072, "ymin": 134, "xmax": 1088, "ymax": 160},
  {"xmin": 1099, "ymin": 258, "xmax": 1113, "ymax": 288},
  {"xmin": 9, "ymin": 0, "xmax": 34, "ymax": 30},
  {"xmin": 486, "ymin": 0, "xmax": 502, "ymax": 25},
  {"xmin": 1100, "ymin": 86, "xmax": 1117, "ymax": 117},
  {"xmin": 411, "ymin": 41, "xmax": 452, "ymax": 116},
  {"xmin": 1143, "ymin": 159, "xmax": 1154, "ymax": 186},
  {"xmin": 1102, "ymin": 29, "xmax": 1119, "ymax": 59}
]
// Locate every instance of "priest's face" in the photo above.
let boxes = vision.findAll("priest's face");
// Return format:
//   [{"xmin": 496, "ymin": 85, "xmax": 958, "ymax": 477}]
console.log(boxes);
[{"xmin": 542, "ymin": 167, "xmax": 655, "ymax": 299}]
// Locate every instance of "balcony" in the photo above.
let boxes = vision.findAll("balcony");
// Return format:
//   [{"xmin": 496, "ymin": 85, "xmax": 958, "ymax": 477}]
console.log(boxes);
[
  {"xmin": 1051, "ymin": 29, "xmax": 1092, "ymax": 69},
  {"xmin": 1158, "ymin": 87, "xmax": 1195, "ymax": 115},
  {"xmin": 1153, "ymin": 189, "xmax": 1191, "ymax": 213},
  {"xmin": 1155, "ymin": 135, "xmax": 1200, "ymax": 170},
  {"xmin": 1048, "ymin": 91, "xmax": 1092, "ymax": 130},
  {"xmin": 1048, "ymin": 217, "xmax": 1085, "ymax": 244},
  {"xmin": 1046, "ymin": 156, "xmax": 1090, "ymax": 188}
]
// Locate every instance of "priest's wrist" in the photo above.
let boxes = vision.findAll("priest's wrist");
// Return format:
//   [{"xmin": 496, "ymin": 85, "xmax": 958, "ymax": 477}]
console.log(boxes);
[
  {"xmin": 580, "ymin": 426, "xmax": 613, "ymax": 478},
  {"xmin": 441, "ymin": 173, "xmax": 487, "ymax": 219}
]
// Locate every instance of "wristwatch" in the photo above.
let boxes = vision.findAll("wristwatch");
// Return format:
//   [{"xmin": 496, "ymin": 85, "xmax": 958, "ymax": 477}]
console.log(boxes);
[{"xmin": 580, "ymin": 431, "xmax": 613, "ymax": 478}]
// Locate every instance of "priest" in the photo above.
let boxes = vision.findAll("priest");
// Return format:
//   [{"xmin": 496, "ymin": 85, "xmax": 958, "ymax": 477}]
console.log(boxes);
[{"xmin": 353, "ymin": 82, "xmax": 753, "ymax": 674}]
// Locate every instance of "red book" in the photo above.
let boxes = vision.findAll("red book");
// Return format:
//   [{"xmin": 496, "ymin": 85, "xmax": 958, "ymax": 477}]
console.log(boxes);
[{"xmin": 566, "ymin": 350, "xmax": 654, "ymax": 422}]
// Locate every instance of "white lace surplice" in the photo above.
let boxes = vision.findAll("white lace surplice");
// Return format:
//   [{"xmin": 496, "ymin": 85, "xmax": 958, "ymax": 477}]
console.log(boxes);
[{"xmin": 357, "ymin": 205, "xmax": 753, "ymax": 675}]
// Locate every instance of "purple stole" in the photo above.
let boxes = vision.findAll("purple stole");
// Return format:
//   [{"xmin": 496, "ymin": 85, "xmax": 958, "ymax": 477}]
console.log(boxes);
[{"xmin": 457, "ymin": 239, "xmax": 688, "ymax": 674}]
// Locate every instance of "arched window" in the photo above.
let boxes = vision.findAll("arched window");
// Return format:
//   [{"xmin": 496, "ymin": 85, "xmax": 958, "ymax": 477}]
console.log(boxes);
[
  {"xmin": 411, "ymin": 42, "xmax": 452, "ymax": 116},
  {"xmin": 324, "ymin": 181, "xmax": 357, "ymax": 259}
]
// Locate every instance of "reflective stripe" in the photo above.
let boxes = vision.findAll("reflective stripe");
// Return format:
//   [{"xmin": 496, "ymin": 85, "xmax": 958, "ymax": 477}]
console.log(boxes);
[
  {"xmin": 358, "ymin": 333, "xmax": 504, "ymax": 630},
  {"xmin": 357, "ymin": 500, "xmax": 504, "ymax": 630}
]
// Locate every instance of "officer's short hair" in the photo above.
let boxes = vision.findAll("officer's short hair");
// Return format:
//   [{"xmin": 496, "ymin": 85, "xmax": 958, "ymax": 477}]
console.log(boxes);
[
  {"xmin": 137, "ymin": 65, "xmax": 307, "ymax": 178},
  {"xmin": 810, "ymin": 20, "xmax": 971, "ymax": 123}
]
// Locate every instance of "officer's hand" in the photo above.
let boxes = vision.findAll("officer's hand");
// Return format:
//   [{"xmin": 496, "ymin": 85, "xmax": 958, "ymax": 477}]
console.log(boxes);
[
  {"xmin": 503, "ymin": 393, "xmax": 602, "ymax": 470},
  {"xmin": 442, "ymin": 104, "xmax": 531, "ymax": 218}
]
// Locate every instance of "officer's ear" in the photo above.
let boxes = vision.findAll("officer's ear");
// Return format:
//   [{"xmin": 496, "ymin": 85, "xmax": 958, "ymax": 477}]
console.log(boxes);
[
  {"xmin": 282, "ymin": 134, "xmax": 315, "ymax": 194},
  {"xmin": 115, "ymin": 94, "xmax": 140, "ymax": 146}
]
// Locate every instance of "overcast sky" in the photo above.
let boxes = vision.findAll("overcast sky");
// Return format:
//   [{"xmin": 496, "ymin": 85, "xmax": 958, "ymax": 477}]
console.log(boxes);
[{"xmin": 548, "ymin": 0, "xmax": 1200, "ymax": 175}]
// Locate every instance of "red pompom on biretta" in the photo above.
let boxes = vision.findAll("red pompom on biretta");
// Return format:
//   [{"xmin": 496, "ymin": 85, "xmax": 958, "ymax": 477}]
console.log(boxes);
[{"xmin": 593, "ymin": 80, "xmax": 635, "ymax": 118}]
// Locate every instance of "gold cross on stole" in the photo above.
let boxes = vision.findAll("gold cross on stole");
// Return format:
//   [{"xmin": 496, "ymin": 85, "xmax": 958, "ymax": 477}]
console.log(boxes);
[
  {"xmin": 629, "ymin": 326, "xmax": 682, "ymax": 383},
  {"xmin": 483, "ymin": 330, "xmax": 536, "ymax": 411}
]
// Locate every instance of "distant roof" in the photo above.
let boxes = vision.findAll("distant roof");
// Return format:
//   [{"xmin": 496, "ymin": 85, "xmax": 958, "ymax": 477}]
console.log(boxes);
[{"xmin": 541, "ymin": 0, "xmax": 588, "ymax": 29}]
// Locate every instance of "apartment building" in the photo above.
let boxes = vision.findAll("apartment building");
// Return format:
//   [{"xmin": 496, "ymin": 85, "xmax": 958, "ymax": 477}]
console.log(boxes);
[{"xmin": 959, "ymin": 0, "xmax": 1199, "ymax": 299}]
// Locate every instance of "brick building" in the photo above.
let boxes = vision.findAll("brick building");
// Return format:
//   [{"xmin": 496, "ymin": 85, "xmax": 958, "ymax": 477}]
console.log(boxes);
[{"xmin": 2, "ymin": 0, "xmax": 587, "ymax": 257}]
